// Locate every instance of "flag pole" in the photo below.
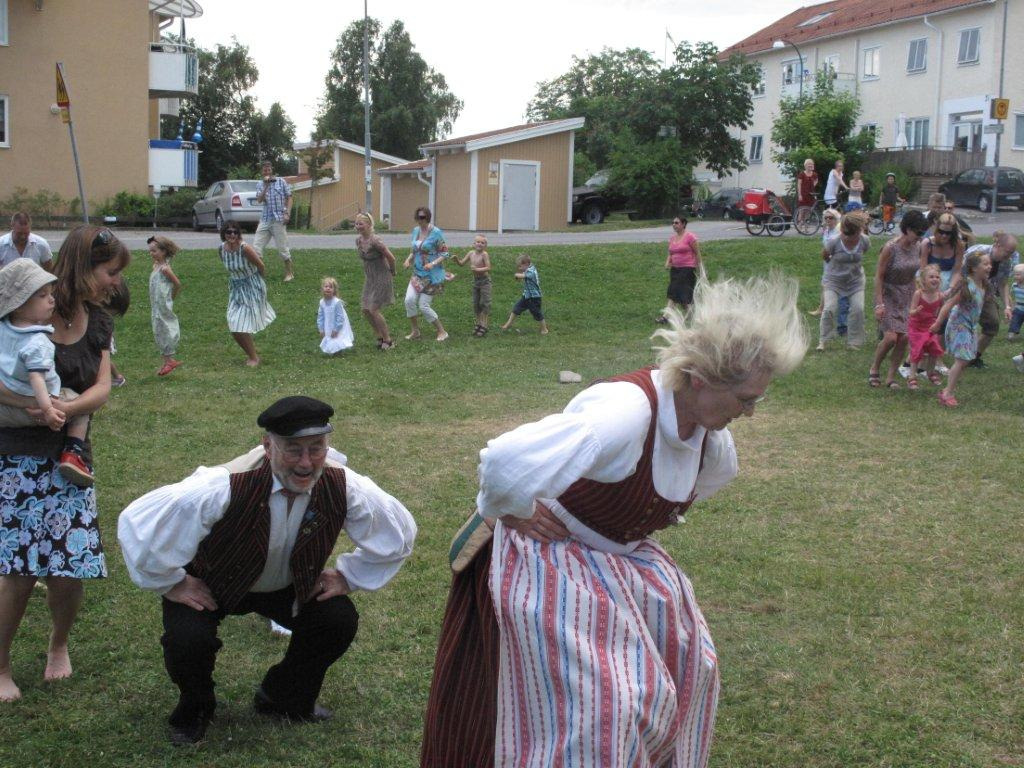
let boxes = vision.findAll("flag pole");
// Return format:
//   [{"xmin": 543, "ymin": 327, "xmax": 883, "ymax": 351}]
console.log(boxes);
[{"xmin": 56, "ymin": 62, "xmax": 88, "ymax": 223}]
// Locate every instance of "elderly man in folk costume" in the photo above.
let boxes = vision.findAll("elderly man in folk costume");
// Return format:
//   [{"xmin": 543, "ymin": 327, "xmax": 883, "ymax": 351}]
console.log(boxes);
[
  {"xmin": 422, "ymin": 275, "xmax": 807, "ymax": 768},
  {"xmin": 119, "ymin": 396, "xmax": 416, "ymax": 745}
]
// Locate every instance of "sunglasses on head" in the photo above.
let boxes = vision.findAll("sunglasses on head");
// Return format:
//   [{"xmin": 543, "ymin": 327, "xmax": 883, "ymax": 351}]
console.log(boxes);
[{"xmin": 92, "ymin": 228, "xmax": 114, "ymax": 248}]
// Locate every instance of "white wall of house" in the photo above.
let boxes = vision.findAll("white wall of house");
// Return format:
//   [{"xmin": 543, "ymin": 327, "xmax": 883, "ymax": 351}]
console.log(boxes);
[{"xmin": 707, "ymin": 2, "xmax": 1023, "ymax": 193}]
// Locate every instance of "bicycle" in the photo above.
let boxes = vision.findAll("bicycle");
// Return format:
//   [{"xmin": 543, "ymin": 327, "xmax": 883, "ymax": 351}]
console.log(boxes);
[
  {"xmin": 793, "ymin": 194, "xmax": 827, "ymax": 236},
  {"xmin": 867, "ymin": 202, "xmax": 905, "ymax": 235}
]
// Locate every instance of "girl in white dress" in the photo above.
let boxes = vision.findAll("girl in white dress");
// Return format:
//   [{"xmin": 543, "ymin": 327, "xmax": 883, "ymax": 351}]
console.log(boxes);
[{"xmin": 317, "ymin": 277, "xmax": 354, "ymax": 355}]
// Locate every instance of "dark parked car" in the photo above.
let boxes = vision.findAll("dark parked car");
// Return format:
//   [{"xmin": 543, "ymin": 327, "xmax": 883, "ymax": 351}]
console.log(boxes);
[
  {"xmin": 938, "ymin": 166, "xmax": 1024, "ymax": 212},
  {"xmin": 694, "ymin": 187, "xmax": 745, "ymax": 220},
  {"xmin": 571, "ymin": 170, "xmax": 627, "ymax": 225}
]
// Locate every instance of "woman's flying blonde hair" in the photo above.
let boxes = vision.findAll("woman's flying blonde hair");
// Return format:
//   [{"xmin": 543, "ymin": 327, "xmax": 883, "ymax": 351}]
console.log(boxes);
[{"xmin": 655, "ymin": 272, "xmax": 808, "ymax": 390}]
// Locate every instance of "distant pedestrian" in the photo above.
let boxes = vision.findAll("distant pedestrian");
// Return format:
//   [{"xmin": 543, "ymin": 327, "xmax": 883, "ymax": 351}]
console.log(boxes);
[
  {"xmin": 454, "ymin": 235, "xmax": 492, "ymax": 336},
  {"xmin": 317, "ymin": 277, "xmax": 354, "ymax": 355},
  {"xmin": 254, "ymin": 160, "xmax": 294, "ymax": 282},
  {"xmin": 353, "ymin": 213, "xmax": 397, "ymax": 350},
  {"xmin": 845, "ymin": 171, "xmax": 864, "ymax": 211},
  {"xmin": 403, "ymin": 207, "xmax": 450, "ymax": 342},
  {"xmin": 219, "ymin": 221, "xmax": 275, "ymax": 367},
  {"xmin": 659, "ymin": 214, "xmax": 700, "ymax": 322},
  {"xmin": 147, "ymin": 236, "xmax": 182, "ymax": 377},
  {"xmin": 878, "ymin": 173, "xmax": 904, "ymax": 233},
  {"xmin": 500, "ymin": 254, "xmax": 548, "ymax": 335},
  {"xmin": 824, "ymin": 159, "xmax": 848, "ymax": 208},
  {"xmin": 0, "ymin": 212, "xmax": 54, "ymax": 271}
]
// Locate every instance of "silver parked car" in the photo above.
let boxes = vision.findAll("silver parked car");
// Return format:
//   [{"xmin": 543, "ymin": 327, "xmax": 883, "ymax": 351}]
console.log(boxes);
[{"xmin": 192, "ymin": 180, "xmax": 264, "ymax": 232}]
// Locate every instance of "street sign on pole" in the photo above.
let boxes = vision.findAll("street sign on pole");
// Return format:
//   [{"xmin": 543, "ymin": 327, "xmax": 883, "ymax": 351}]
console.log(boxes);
[
  {"xmin": 984, "ymin": 123, "xmax": 1005, "ymax": 134},
  {"xmin": 56, "ymin": 63, "xmax": 88, "ymax": 222},
  {"xmin": 991, "ymin": 98, "xmax": 1010, "ymax": 120}
]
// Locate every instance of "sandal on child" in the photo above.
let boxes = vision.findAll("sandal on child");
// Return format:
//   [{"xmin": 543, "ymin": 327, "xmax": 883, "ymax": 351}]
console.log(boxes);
[
  {"xmin": 868, "ymin": 372, "xmax": 881, "ymax": 388},
  {"xmin": 927, "ymin": 371, "xmax": 943, "ymax": 385},
  {"xmin": 886, "ymin": 380, "xmax": 900, "ymax": 389},
  {"xmin": 907, "ymin": 378, "xmax": 919, "ymax": 390},
  {"xmin": 938, "ymin": 391, "xmax": 958, "ymax": 407}
]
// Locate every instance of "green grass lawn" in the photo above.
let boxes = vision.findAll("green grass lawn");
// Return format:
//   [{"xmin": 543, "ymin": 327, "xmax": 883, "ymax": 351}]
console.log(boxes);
[{"xmin": 1, "ymin": 235, "xmax": 1021, "ymax": 767}]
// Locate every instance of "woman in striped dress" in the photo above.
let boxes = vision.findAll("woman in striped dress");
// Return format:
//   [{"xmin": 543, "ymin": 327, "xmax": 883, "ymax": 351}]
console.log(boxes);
[
  {"xmin": 219, "ymin": 221, "xmax": 276, "ymax": 366},
  {"xmin": 422, "ymin": 275, "xmax": 808, "ymax": 768}
]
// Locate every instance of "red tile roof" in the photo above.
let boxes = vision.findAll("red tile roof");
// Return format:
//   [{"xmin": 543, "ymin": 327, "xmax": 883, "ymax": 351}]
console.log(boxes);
[
  {"xmin": 721, "ymin": 0, "xmax": 992, "ymax": 58},
  {"xmin": 420, "ymin": 119, "xmax": 566, "ymax": 149}
]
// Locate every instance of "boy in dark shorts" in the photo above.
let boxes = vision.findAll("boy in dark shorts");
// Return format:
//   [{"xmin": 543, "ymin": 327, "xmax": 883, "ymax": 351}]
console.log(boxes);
[{"xmin": 501, "ymin": 254, "xmax": 549, "ymax": 335}]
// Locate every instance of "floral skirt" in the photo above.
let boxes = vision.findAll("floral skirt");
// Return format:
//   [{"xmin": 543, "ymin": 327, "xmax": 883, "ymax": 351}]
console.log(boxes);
[{"xmin": 0, "ymin": 454, "xmax": 106, "ymax": 579}]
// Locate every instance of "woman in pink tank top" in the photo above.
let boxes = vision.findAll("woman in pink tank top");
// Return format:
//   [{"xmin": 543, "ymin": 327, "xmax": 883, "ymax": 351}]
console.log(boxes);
[{"xmin": 658, "ymin": 215, "xmax": 701, "ymax": 324}]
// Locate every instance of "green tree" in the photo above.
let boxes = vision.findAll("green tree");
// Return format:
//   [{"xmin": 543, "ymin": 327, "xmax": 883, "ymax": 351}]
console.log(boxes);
[
  {"xmin": 169, "ymin": 38, "xmax": 297, "ymax": 185},
  {"xmin": 770, "ymin": 70, "xmax": 877, "ymax": 187},
  {"xmin": 530, "ymin": 42, "xmax": 760, "ymax": 216},
  {"xmin": 256, "ymin": 102, "xmax": 297, "ymax": 173},
  {"xmin": 316, "ymin": 19, "xmax": 463, "ymax": 160}
]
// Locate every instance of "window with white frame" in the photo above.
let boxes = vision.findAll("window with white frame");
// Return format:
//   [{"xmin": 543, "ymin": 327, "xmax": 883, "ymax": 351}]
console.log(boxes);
[
  {"xmin": 861, "ymin": 123, "xmax": 878, "ymax": 142},
  {"xmin": 0, "ymin": 0, "xmax": 8, "ymax": 46},
  {"xmin": 862, "ymin": 47, "xmax": 880, "ymax": 79},
  {"xmin": 1014, "ymin": 113, "xmax": 1024, "ymax": 148},
  {"xmin": 907, "ymin": 38, "xmax": 927, "ymax": 72},
  {"xmin": 752, "ymin": 66, "xmax": 765, "ymax": 97},
  {"xmin": 749, "ymin": 135, "xmax": 763, "ymax": 163},
  {"xmin": 821, "ymin": 54, "xmax": 839, "ymax": 76},
  {"xmin": 0, "ymin": 95, "xmax": 8, "ymax": 147},
  {"xmin": 907, "ymin": 117, "xmax": 930, "ymax": 149},
  {"xmin": 781, "ymin": 60, "xmax": 798, "ymax": 86},
  {"xmin": 957, "ymin": 27, "xmax": 980, "ymax": 64}
]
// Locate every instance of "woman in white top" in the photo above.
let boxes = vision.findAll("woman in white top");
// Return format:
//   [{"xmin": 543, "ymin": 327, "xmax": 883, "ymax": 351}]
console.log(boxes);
[
  {"xmin": 824, "ymin": 159, "xmax": 849, "ymax": 207},
  {"xmin": 422, "ymin": 275, "xmax": 808, "ymax": 768}
]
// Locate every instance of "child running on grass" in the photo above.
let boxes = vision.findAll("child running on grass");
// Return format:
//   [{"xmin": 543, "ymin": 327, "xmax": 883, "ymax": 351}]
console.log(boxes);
[
  {"xmin": 501, "ymin": 253, "xmax": 548, "ymax": 335},
  {"xmin": 147, "ymin": 235, "xmax": 182, "ymax": 376},
  {"xmin": 906, "ymin": 264, "xmax": 945, "ymax": 389},
  {"xmin": 933, "ymin": 249, "xmax": 990, "ymax": 407},
  {"xmin": 454, "ymin": 235, "xmax": 492, "ymax": 336},
  {"xmin": 0, "ymin": 260, "xmax": 93, "ymax": 485}
]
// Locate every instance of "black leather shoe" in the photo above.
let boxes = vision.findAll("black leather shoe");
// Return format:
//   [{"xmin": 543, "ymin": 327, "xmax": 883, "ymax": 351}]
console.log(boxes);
[
  {"xmin": 169, "ymin": 716, "xmax": 210, "ymax": 746},
  {"xmin": 253, "ymin": 687, "xmax": 333, "ymax": 723}
]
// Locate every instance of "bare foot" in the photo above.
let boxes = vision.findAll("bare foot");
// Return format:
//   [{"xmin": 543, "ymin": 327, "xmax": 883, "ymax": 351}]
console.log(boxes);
[
  {"xmin": 435, "ymin": 332, "xmax": 449, "ymax": 342},
  {"xmin": 539, "ymin": 328, "xmax": 549, "ymax": 335},
  {"xmin": 44, "ymin": 647, "xmax": 72, "ymax": 681},
  {"xmin": 0, "ymin": 668, "xmax": 21, "ymax": 701},
  {"xmin": 245, "ymin": 357, "xmax": 260, "ymax": 367}
]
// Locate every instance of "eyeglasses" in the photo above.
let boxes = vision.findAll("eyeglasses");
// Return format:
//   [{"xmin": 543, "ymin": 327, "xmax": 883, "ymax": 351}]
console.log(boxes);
[
  {"xmin": 416, "ymin": 215, "xmax": 428, "ymax": 221},
  {"xmin": 936, "ymin": 228, "xmax": 955, "ymax": 236},
  {"xmin": 277, "ymin": 442, "xmax": 328, "ymax": 461},
  {"xmin": 735, "ymin": 392, "xmax": 768, "ymax": 409},
  {"xmin": 223, "ymin": 228, "xmax": 240, "ymax": 235},
  {"xmin": 92, "ymin": 228, "xmax": 114, "ymax": 248}
]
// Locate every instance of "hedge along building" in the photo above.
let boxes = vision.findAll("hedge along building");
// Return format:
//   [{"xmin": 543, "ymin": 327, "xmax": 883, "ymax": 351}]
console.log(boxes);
[
  {"xmin": 377, "ymin": 159, "xmax": 431, "ymax": 228},
  {"xmin": 415, "ymin": 118, "xmax": 585, "ymax": 232},
  {"xmin": 290, "ymin": 139, "xmax": 408, "ymax": 229}
]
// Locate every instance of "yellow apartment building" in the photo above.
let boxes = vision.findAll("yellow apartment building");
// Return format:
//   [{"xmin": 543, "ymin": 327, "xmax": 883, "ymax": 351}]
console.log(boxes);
[{"xmin": 0, "ymin": 0, "xmax": 203, "ymax": 209}]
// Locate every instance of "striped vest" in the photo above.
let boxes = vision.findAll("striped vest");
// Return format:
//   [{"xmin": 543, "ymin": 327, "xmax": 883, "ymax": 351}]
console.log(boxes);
[
  {"xmin": 557, "ymin": 367, "xmax": 708, "ymax": 544},
  {"xmin": 187, "ymin": 455, "xmax": 348, "ymax": 611}
]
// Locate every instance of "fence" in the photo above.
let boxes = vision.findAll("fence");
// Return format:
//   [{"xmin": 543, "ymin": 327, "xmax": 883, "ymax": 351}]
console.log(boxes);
[{"xmin": 863, "ymin": 146, "xmax": 984, "ymax": 176}]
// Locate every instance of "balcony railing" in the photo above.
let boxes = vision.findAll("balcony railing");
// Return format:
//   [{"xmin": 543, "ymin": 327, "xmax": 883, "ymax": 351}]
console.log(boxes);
[
  {"xmin": 864, "ymin": 146, "xmax": 985, "ymax": 176},
  {"xmin": 149, "ymin": 42, "xmax": 199, "ymax": 97},
  {"xmin": 149, "ymin": 139, "xmax": 198, "ymax": 188},
  {"xmin": 780, "ymin": 72, "xmax": 857, "ymax": 99}
]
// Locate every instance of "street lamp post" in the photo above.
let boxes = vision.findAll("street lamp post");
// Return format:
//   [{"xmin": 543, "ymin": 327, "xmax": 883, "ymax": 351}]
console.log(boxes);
[
  {"xmin": 363, "ymin": 0, "xmax": 372, "ymax": 215},
  {"xmin": 773, "ymin": 39, "xmax": 804, "ymax": 102}
]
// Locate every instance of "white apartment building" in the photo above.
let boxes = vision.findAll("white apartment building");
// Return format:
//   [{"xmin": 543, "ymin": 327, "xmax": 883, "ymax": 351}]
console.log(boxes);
[{"xmin": 709, "ymin": 0, "xmax": 1022, "ymax": 192}]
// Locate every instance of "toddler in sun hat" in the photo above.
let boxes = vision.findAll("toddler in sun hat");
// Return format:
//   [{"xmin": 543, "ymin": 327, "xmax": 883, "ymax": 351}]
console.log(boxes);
[{"xmin": 0, "ymin": 259, "xmax": 93, "ymax": 486}]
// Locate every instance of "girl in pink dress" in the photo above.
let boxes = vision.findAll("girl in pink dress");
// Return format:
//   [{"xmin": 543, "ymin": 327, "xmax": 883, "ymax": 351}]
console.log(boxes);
[{"xmin": 907, "ymin": 264, "xmax": 945, "ymax": 388}]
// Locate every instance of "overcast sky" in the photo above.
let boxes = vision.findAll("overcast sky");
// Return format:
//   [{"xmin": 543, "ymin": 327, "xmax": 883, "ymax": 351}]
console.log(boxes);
[{"xmin": 186, "ymin": 0, "xmax": 807, "ymax": 155}]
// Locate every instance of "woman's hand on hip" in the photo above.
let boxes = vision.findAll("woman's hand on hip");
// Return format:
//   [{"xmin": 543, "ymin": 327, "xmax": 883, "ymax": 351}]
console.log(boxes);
[{"xmin": 500, "ymin": 501, "xmax": 570, "ymax": 544}]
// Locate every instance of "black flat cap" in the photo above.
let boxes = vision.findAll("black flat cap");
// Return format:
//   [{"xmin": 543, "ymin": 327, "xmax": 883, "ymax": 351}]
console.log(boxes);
[{"xmin": 257, "ymin": 396, "xmax": 334, "ymax": 437}]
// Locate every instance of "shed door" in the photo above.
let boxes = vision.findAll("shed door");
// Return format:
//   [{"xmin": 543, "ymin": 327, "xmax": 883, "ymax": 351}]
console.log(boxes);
[{"xmin": 501, "ymin": 161, "xmax": 539, "ymax": 231}]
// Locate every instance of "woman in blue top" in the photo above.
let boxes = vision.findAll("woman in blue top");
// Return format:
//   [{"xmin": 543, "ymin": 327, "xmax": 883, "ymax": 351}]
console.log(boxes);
[{"xmin": 402, "ymin": 207, "xmax": 450, "ymax": 342}]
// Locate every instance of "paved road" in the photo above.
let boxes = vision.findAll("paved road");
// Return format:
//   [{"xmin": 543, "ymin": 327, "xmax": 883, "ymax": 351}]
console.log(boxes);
[{"xmin": 35, "ymin": 209, "xmax": 1024, "ymax": 251}]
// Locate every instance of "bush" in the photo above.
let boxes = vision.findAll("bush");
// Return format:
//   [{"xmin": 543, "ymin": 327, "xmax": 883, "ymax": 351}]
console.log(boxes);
[
  {"xmin": 861, "ymin": 164, "xmax": 919, "ymax": 207},
  {"xmin": 0, "ymin": 187, "xmax": 68, "ymax": 226},
  {"xmin": 156, "ymin": 188, "xmax": 204, "ymax": 219},
  {"xmin": 96, "ymin": 191, "xmax": 154, "ymax": 221}
]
